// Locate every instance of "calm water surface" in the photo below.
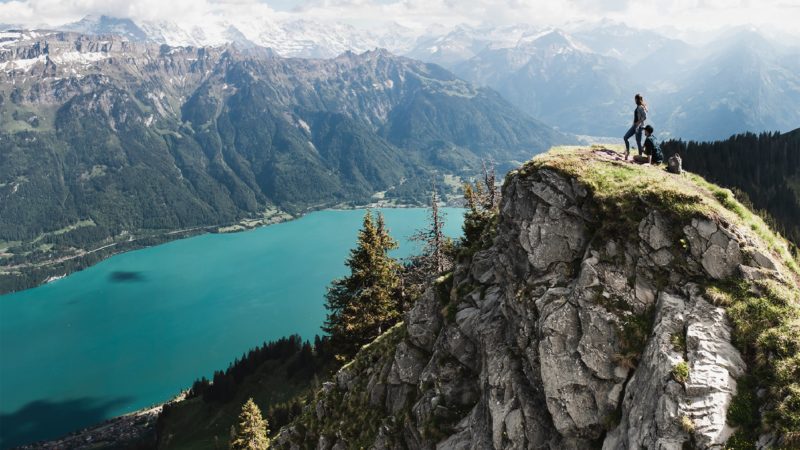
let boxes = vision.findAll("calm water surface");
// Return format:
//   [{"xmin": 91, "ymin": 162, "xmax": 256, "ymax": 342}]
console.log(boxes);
[{"xmin": 0, "ymin": 208, "xmax": 464, "ymax": 448}]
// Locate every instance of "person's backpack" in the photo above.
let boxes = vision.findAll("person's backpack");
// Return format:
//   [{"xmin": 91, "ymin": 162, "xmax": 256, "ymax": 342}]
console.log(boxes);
[{"xmin": 667, "ymin": 153, "xmax": 682, "ymax": 174}]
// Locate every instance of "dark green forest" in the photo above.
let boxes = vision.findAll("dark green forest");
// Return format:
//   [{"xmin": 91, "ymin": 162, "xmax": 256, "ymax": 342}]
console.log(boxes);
[
  {"xmin": 662, "ymin": 128, "xmax": 800, "ymax": 246},
  {"xmin": 156, "ymin": 334, "xmax": 337, "ymax": 448}
]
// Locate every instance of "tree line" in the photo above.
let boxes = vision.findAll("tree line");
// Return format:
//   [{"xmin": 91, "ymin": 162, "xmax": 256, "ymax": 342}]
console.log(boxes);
[{"xmin": 186, "ymin": 335, "xmax": 333, "ymax": 404}]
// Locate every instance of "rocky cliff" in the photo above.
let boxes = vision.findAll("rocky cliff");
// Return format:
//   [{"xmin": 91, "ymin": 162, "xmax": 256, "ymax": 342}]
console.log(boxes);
[{"xmin": 275, "ymin": 146, "xmax": 800, "ymax": 449}]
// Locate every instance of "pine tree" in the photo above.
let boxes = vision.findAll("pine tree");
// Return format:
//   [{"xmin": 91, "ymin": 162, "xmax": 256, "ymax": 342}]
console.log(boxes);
[
  {"xmin": 323, "ymin": 210, "xmax": 402, "ymax": 359},
  {"xmin": 427, "ymin": 185, "xmax": 451, "ymax": 274},
  {"xmin": 463, "ymin": 159, "xmax": 501, "ymax": 250},
  {"xmin": 230, "ymin": 398, "xmax": 270, "ymax": 450}
]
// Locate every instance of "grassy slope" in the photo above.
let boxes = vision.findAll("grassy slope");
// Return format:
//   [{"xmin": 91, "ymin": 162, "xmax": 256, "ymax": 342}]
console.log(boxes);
[{"xmin": 287, "ymin": 323, "xmax": 408, "ymax": 449}]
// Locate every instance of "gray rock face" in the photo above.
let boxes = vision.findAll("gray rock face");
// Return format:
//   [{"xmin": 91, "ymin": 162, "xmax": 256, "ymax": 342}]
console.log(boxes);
[
  {"xmin": 603, "ymin": 290, "xmax": 746, "ymax": 449},
  {"xmin": 276, "ymin": 164, "xmax": 787, "ymax": 450}
]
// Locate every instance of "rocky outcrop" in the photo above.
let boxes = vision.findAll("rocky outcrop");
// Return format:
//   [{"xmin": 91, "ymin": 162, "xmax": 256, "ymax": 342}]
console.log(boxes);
[{"xmin": 275, "ymin": 149, "xmax": 796, "ymax": 449}]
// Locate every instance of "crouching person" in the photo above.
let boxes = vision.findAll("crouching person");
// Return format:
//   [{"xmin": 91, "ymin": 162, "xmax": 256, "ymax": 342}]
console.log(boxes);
[{"xmin": 643, "ymin": 125, "xmax": 663, "ymax": 165}]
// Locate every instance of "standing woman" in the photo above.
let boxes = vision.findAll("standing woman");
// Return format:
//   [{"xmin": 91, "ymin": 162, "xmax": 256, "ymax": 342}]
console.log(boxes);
[{"xmin": 623, "ymin": 94, "xmax": 647, "ymax": 160}]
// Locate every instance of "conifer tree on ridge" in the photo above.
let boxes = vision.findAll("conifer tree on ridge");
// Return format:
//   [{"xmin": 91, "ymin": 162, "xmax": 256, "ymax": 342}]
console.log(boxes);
[
  {"xmin": 230, "ymin": 398, "xmax": 270, "ymax": 450},
  {"xmin": 323, "ymin": 210, "xmax": 402, "ymax": 359}
]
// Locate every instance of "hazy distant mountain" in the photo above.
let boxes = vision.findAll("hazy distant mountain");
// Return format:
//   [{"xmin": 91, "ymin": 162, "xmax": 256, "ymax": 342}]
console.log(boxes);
[
  {"xmin": 0, "ymin": 31, "xmax": 569, "ymax": 288},
  {"xmin": 655, "ymin": 29, "xmax": 800, "ymax": 140},
  {"xmin": 12, "ymin": 15, "xmax": 800, "ymax": 140},
  {"xmin": 434, "ymin": 24, "xmax": 799, "ymax": 140},
  {"xmin": 451, "ymin": 30, "xmax": 629, "ymax": 136},
  {"xmin": 406, "ymin": 24, "xmax": 540, "ymax": 68},
  {"xmin": 570, "ymin": 20, "xmax": 678, "ymax": 62},
  {"xmin": 61, "ymin": 15, "xmax": 148, "ymax": 41}
]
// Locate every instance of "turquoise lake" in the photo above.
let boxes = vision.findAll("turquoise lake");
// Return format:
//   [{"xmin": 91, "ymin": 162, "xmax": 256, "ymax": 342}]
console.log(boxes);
[{"xmin": 0, "ymin": 208, "xmax": 464, "ymax": 448}]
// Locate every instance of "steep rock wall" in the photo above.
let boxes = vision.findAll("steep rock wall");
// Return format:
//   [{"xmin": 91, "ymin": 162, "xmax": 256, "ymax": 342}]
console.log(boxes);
[{"xmin": 276, "ymin": 150, "xmax": 793, "ymax": 449}]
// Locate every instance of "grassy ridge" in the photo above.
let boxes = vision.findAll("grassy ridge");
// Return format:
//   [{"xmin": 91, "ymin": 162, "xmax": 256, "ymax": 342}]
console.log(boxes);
[
  {"xmin": 523, "ymin": 145, "xmax": 799, "ymax": 275},
  {"xmin": 663, "ymin": 129, "xmax": 800, "ymax": 247}
]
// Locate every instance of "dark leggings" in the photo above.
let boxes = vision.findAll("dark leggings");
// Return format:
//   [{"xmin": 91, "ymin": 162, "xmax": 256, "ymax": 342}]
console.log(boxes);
[{"xmin": 624, "ymin": 124, "xmax": 643, "ymax": 155}]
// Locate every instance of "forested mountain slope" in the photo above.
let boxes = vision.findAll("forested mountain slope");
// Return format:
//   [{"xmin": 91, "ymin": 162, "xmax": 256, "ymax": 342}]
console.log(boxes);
[{"xmin": 0, "ymin": 31, "xmax": 571, "ymax": 293}]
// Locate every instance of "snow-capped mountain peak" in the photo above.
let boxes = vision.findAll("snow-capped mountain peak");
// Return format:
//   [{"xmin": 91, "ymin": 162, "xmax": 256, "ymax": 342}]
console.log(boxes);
[
  {"xmin": 53, "ymin": 15, "xmax": 410, "ymax": 59},
  {"xmin": 517, "ymin": 29, "xmax": 591, "ymax": 54},
  {"xmin": 61, "ymin": 15, "xmax": 148, "ymax": 41}
]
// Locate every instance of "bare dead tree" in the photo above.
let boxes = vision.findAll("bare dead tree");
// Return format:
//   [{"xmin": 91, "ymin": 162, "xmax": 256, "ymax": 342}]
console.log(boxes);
[
  {"xmin": 429, "ymin": 185, "xmax": 447, "ymax": 273},
  {"xmin": 404, "ymin": 179, "xmax": 454, "ymax": 301},
  {"xmin": 482, "ymin": 158, "xmax": 498, "ymax": 210}
]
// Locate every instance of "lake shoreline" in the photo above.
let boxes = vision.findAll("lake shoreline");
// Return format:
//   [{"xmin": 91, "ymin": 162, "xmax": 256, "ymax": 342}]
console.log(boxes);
[
  {"xmin": 0, "ymin": 209, "xmax": 296, "ymax": 296},
  {"xmin": 1, "ymin": 200, "xmax": 462, "ymax": 296},
  {"xmin": 15, "ymin": 395, "xmax": 183, "ymax": 450}
]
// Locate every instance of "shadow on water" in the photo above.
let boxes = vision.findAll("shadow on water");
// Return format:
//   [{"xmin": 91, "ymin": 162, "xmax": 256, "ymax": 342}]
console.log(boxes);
[
  {"xmin": 0, "ymin": 396, "xmax": 132, "ymax": 449},
  {"xmin": 108, "ymin": 271, "xmax": 145, "ymax": 283}
]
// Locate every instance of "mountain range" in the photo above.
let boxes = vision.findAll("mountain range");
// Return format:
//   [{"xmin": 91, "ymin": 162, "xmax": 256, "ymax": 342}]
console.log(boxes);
[
  {"xmin": 0, "ymin": 30, "xmax": 569, "ymax": 292},
  {"xmin": 423, "ymin": 24, "xmax": 800, "ymax": 140},
  {"xmin": 9, "ymin": 16, "xmax": 798, "ymax": 140}
]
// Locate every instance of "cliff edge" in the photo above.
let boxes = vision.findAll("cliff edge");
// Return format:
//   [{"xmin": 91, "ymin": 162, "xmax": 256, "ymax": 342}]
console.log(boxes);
[{"xmin": 275, "ymin": 146, "xmax": 800, "ymax": 449}]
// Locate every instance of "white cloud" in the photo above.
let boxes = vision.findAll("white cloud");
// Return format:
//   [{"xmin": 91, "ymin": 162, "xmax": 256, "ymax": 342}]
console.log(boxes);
[{"xmin": 0, "ymin": 0, "xmax": 798, "ymax": 40}]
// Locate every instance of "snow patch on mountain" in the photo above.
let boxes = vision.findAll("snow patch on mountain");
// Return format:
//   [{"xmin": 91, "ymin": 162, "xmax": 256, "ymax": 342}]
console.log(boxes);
[
  {"xmin": 0, "ymin": 54, "xmax": 46, "ymax": 71},
  {"xmin": 49, "ymin": 51, "xmax": 109, "ymax": 65}
]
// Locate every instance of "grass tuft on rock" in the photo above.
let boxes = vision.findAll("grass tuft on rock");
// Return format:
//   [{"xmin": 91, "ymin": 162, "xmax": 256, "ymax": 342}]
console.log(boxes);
[
  {"xmin": 614, "ymin": 308, "xmax": 655, "ymax": 369},
  {"xmin": 670, "ymin": 331, "xmax": 687, "ymax": 354},
  {"xmin": 679, "ymin": 415, "xmax": 695, "ymax": 434},
  {"xmin": 672, "ymin": 361, "xmax": 690, "ymax": 384}
]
